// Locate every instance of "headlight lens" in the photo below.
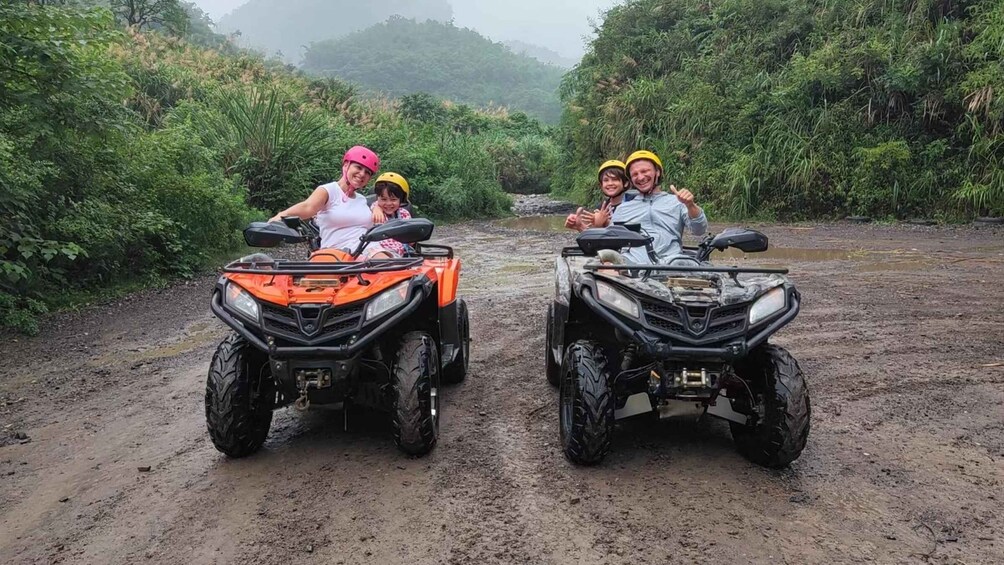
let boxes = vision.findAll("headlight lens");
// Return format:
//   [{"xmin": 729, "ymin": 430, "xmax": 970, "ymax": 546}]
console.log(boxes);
[
  {"xmin": 595, "ymin": 280, "xmax": 639, "ymax": 318},
  {"xmin": 749, "ymin": 287, "xmax": 786, "ymax": 326},
  {"xmin": 225, "ymin": 283, "xmax": 259, "ymax": 321},
  {"xmin": 365, "ymin": 281, "xmax": 410, "ymax": 321}
]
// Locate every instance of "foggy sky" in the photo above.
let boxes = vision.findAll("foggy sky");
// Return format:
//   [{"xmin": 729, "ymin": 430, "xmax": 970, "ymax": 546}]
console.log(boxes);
[{"xmin": 191, "ymin": 0, "xmax": 620, "ymax": 59}]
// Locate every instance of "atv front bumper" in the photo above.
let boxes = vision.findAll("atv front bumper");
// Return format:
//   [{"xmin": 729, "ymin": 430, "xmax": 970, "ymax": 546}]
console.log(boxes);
[
  {"xmin": 211, "ymin": 291, "xmax": 425, "ymax": 359},
  {"xmin": 580, "ymin": 287, "xmax": 800, "ymax": 361}
]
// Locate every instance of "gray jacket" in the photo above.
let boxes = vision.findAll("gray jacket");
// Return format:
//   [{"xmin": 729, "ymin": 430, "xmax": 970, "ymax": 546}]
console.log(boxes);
[{"xmin": 611, "ymin": 190, "xmax": 708, "ymax": 264}]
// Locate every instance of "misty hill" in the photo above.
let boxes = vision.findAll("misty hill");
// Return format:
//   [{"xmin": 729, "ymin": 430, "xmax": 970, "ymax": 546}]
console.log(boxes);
[
  {"xmin": 303, "ymin": 18, "xmax": 565, "ymax": 122},
  {"xmin": 217, "ymin": 0, "xmax": 453, "ymax": 61},
  {"xmin": 503, "ymin": 40, "xmax": 578, "ymax": 69}
]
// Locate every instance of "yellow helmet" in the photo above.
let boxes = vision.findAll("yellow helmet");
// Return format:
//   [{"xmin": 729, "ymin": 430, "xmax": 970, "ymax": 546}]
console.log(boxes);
[
  {"xmin": 597, "ymin": 160, "xmax": 626, "ymax": 181},
  {"xmin": 375, "ymin": 172, "xmax": 410, "ymax": 202},
  {"xmin": 625, "ymin": 150, "xmax": 664, "ymax": 172}
]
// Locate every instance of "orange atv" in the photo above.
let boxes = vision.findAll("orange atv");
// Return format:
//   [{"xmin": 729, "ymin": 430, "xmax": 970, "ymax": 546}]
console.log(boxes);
[{"xmin": 207, "ymin": 217, "xmax": 469, "ymax": 457}]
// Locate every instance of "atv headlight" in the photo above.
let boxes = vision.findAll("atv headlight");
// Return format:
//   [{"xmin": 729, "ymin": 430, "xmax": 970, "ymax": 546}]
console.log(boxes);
[
  {"xmin": 225, "ymin": 283, "xmax": 259, "ymax": 321},
  {"xmin": 595, "ymin": 280, "xmax": 639, "ymax": 318},
  {"xmin": 365, "ymin": 281, "xmax": 410, "ymax": 321},
  {"xmin": 749, "ymin": 287, "xmax": 786, "ymax": 326}
]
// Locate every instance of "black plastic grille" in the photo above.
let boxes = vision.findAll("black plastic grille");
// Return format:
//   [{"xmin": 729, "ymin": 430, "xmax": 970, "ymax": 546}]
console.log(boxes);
[
  {"xmin": 262, "ymin": 304, "xmax": 299, "ymax": 334},
  {"xmin": 642, "ymin": 300, "xmax": 749, "ymax": 341},
  {"xmin": 261, "ymin": 302, "xmax": 364, "ymax": 343},
  {"xmin": 321, "ymin": 304, "xmax": 364, "ymax": 338}
]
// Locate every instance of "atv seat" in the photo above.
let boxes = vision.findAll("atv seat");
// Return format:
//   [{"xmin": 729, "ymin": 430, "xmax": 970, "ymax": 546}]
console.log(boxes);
[{"xmin": 240, "ymin": 252, "xmax": 274, "ymax": 265}]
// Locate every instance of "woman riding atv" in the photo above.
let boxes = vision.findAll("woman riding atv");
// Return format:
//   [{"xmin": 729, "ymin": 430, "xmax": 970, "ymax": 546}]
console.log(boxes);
[
  {"xmin": 268, "ymin": 145, "xmax": 385, "ymax": 257},
  {"xmin": 565, "ymin": 160, "xmax": 634, "ymax": 232},
  {"xmin": 611, "ymin": 150, "xmax": 708, "ymax": 264}
]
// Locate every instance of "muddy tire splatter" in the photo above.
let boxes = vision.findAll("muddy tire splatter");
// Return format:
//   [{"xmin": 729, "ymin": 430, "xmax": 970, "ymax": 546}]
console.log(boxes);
[
  {"xmin": 560, "ymin": 340, "xmax": 614, "ymax": 465},
  {"xmin": 204, "ymin": 333, "xmax": 274, "ymax": 458},
  {"xmin": 730, "ymin": 344, "xmax": 810, "ymax": 468},
  {"xmin": 392, "ymin": 331, "xmax": 440, "ymax": 456},
  {"xmin": 443, "ymin": 299, "xmax": 470, "ymax": 384},
  {"xmin": 545, "ymin": 303, "xmax": 560, "ymax": 387}
]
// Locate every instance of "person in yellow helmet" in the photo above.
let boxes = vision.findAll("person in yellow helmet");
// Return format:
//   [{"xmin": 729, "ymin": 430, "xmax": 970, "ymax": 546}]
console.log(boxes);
[
  {"xmin": 370, "ymin": 172, "xmax": 413, "ymax": 256},
  {"xmin": 564, "ymin": 160, "xmax": 635, "ymax": 232},
  {"xmin": 613, "ymin": 150, "xmax": 708, "ymax": 263}
]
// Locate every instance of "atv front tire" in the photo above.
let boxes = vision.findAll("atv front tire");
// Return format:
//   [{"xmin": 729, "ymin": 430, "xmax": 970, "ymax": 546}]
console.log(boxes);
[
  {"xmin": 545, "ymin": 304, "xmax": 560, "ymax": 387},
  {"xmin": 560, "ymin": 340, "xmax": 614, "ymax": 465},
  {"xmin": 205, "ymin": 333, "xmax": 274, "ymax": 458},
  {"xmin": 730, "ymin": 344, "xmax": 810, "ymax": 468},
  {"xmin": 443, "ymin": 299, "xmax": 470, "ymax": 384},
  {"xmin": 392, "ymin": 331, "xmax": 440, "ymax": 456}
]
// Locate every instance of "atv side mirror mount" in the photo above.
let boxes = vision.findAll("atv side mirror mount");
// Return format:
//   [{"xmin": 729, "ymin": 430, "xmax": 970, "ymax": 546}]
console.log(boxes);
[
  {"xmin": 576, "ymin": 225, "xmax": 653, "ymax": 256},
  {"xmin": 244, "ymin": 222, "xmax": 307, "ymax": 248},
  {"xmin": 702, "ymin": 228, "xmax": 768, "ymax": 260},
  {"xmin": 351, "ymin": 218, "xmax": 435, "ymax": 257}
]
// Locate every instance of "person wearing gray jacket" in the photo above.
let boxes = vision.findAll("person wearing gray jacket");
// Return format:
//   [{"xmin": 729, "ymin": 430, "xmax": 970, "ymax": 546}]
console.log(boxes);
[{"xmin": 612, "ymin": 149, "xmax": 708, "ymax": 264}]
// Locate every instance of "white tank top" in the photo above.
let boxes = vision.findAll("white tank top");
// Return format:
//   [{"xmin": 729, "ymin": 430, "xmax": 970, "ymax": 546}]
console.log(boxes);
[{"xmin": 315, "ymin": 180, "xmax": 373, "ymax": 251}]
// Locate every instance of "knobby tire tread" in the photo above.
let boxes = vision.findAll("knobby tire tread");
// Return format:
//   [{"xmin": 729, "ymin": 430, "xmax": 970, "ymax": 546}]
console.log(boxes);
[
  {"xmin": 392, "ymin": 331, "xmax": 439, "ymax": 456},
  {"xmin": 561, "ymin": 340, "xmax": 614, "ymax": 465},
  {"xmin": 205, "ymin": 333, "xmax": 273, "ymax": 458},
  {"xmin": 731, "ymin": 344, "xmax": 810, "ymax": 468}
]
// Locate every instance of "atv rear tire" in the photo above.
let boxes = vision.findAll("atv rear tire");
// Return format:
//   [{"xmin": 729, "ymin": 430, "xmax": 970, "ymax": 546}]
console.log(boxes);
[
  {"xmin": 545, "ymin": 304, "xmax": 560, "ymax": 387},
  {"xmin": 559, "ymin": 340, "xmax": 614, "ymax": 465},
  {"xmin": 205, "ymin": 333, "xmax": 274, "ymax": 458},
  {"xmin": 392, "ymin": 331, "xmax": 440, "ymax": 456},
  {"xmin": 443, "ymin": 299, "xmax": 470, "ymax": 384},
  {"xmin": 730, "ymin": 344, "xmax": 810, "ymax": 468}
]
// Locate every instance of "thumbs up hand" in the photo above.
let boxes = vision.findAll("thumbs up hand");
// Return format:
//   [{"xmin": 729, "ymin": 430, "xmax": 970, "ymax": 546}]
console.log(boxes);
[{"xmin": 669, "ymin": 185, "xmax": 695, "ymax": 207}]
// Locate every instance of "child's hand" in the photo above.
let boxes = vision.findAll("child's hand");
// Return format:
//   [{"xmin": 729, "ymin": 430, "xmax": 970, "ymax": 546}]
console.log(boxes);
[
  {"xmin": 564, "ymin": 210, "xmax": 582, "ymax": 230},
  {"xmin": 591, "ymin": 201, "xmax": 611, "ymax": 228},
  {"xmin": 372, "ymin": 205, "xmax": 387, "ymax": 224}
]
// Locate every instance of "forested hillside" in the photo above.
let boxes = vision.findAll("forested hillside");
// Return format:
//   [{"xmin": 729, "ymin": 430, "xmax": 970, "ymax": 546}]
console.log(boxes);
[
  {"xmin": 0, "ymin": 2, "xmax": 557, "ymax": 333},
  {"xmin": 303, "ymin": 18, "xmax": 565, "ymax": 123},
  {"xmin": 217, "ymin": 0, "xmax": 453, "ymax": 62},
  {"xmin": 559, "ymin": 0, "xmax": 1004, "ymax": 219}
]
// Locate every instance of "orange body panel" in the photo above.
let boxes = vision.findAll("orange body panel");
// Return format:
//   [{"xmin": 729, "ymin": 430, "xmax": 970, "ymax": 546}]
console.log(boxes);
[
  {"xmin": 225, "ymin": 248, "xmax": 457, "ymax": 308},
  {"xmin": 431, "ymin": 258, "xmax": 462, "ymax": 306}
]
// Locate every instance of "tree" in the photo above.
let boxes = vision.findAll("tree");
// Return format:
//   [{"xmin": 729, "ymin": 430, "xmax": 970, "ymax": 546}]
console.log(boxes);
[{"xmin": 109, "ymin": 0, "xmax": 187, "ymax": 33}]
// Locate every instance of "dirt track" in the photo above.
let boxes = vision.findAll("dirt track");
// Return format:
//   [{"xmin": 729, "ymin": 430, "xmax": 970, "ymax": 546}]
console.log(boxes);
[{"xmin": 1, "ymin": 219, "xmax": 1003, "ymax": 564}]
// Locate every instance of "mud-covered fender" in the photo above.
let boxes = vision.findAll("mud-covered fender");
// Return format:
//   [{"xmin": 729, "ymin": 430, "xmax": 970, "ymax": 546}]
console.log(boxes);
[
  {"xmin": 551, "ymin": 257, "xmax": 574, "ymax": 363},
  {"xmin": 554, "ymin": 257, "xmax": 572, "ymax": 306}
]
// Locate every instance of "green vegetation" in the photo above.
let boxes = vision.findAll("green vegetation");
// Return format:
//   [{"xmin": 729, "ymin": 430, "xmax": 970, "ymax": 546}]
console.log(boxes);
[
  {"xmin": 1, "ymin": 3, "xmax": 555, "ymax": 333},
  {"xmin": 218, "ymin": 0, "xmax": 453, "ymax": 62},
  {"xmin": 303, "ymin": 18, "xmax": 565, "ymax": 123},
  {"xmin": 558, "ymin": 0, "xmax": 1004, "ymax": 219}
]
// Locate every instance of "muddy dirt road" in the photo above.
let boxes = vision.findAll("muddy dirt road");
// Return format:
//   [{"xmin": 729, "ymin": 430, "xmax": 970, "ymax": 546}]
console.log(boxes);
[{"xmin": 2, "ymin": 219, "xmax": 1003, "ymax": 564}]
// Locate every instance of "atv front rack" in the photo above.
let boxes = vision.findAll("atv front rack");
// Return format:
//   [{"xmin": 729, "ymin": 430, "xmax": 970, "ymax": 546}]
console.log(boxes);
[
  {"xmin": 583, "ymin": 264, "xmax": 789, "ymax": 275},
  {"xmin": 223, "ymin": 257, "xmax": 425, "ymax": 276}
]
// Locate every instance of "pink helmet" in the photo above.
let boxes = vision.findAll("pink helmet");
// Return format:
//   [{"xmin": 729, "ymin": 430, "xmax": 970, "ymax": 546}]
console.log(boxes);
[{"xmin": 343, "ymin": 145, "xmax": 377, "ymax": 189}]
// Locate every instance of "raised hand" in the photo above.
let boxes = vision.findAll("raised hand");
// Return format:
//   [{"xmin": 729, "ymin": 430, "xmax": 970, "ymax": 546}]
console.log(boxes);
[
  {"xmin": 591, "ymin": 200, "xmax": 611, "ymax": 228},
  {"xmin": 372, "ymin": 205, "xmax": 387, "ymax": 224},
  {"xmin": 669, "ymin": 185, "xmax": 696, "ymax": 207},
  {"xmin": 565, "ymin": 208, "xmax": 587, "ymax": 231}
]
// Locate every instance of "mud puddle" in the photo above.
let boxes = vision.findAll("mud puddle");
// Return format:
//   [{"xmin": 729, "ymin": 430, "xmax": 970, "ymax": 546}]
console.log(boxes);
[{"xmin": 496, "ymin": 215, "xmax": 568, "ymax": 232}]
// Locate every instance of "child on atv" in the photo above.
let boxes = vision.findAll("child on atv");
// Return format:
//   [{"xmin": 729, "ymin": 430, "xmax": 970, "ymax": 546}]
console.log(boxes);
[
  {"xmin": 370, "ymin": 172, "xmax": 413, "ymax": 257},
  {"xmin": 565, "ymin": 160, "xmax": 634, "ymax": 232}
]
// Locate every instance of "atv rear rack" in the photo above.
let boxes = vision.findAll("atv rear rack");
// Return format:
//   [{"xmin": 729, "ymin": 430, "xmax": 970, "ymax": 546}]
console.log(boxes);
[{"xmin": 223, "ymin": 257, "xmax": 425, "ymax": 276}]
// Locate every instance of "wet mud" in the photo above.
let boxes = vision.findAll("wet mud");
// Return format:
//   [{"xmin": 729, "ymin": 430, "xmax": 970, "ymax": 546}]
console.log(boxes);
[{"xmin": 1, "ymin": 219, "xmax": 1002, "ymax": 564}]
